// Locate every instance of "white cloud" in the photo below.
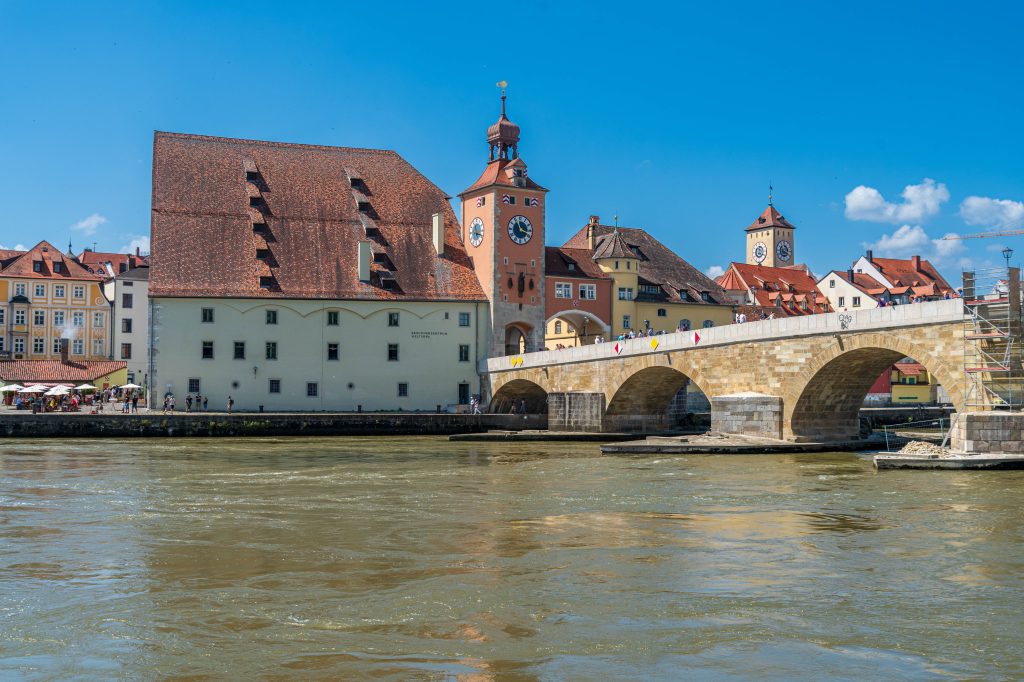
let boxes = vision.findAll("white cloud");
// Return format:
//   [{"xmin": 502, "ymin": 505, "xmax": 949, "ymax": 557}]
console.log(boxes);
[
  {"xmin": 844, "ymin": 179, "xmax": 949, "ymax": 224},
  {"xmin": 959, "ymin": 196, "xmax": 1024, "ymax": 230},
  {"xmin": 0, "ymin": 243, "xmax": 27, "ymax": 251},
  {"xmin": 120, "ymin": 235, "xmax": 150, "ymax": 255},
  {"xmin": 71, "ymin": 213, "xmax": 108, "ymax": 236},
  {"xmin": 705, "ymin": 265, "xmax": 725, "ymax": 279},
  {"xmin": 864, "ymin": 224, "xmax": 969, "ymax": 269}
]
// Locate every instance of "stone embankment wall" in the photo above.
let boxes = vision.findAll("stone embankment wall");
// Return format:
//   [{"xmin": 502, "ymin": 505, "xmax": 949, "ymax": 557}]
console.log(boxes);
[
  {"xmin": 950, "ymin": 412, "xmax": 1024, "ymax": 454},
  {"xmin": 0, "ymin": 413, "xmax": 546, "ymax": 439}
]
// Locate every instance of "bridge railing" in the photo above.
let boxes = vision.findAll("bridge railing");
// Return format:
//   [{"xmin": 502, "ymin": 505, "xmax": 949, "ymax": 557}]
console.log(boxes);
[{"xmin": 488, "ymin": 298, "xmax": 965, "ymax": 372}]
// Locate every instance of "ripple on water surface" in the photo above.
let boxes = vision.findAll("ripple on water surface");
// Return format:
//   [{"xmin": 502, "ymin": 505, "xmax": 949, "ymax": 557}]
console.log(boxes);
[{"xmin": 0, "ymin": 437, "xmax": 1021, "ymax": 680}]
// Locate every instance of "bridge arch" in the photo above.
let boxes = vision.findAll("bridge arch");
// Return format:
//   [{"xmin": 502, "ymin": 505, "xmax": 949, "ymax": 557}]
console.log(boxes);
[
  {"xmin": 786, "ymin": 336, "xmax": 965, "ymax": 441},
  {"xmin": 604, "ymin": 359, "xmax": 716, "ymax": 432},
  {"xmin": 490, "ymin": 378, "xmax": 548, "ymax": 414}
]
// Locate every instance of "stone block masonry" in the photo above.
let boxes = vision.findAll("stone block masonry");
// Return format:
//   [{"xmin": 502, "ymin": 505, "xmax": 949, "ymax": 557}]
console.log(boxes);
[
  {"xmin": 950, "ymin": 412, "xmax": 1024, "ymax": 454},
  {"xmin": 711, "ymin": 393, "xmax": 783, "ymax": 439},
  {"xmin": 548, "ymin": 392, "xmax": 605, "ymax": 432}
]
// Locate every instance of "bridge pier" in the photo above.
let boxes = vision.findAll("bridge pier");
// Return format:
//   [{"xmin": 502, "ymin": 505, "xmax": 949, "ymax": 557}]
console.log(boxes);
[
  {"xmin": 711, "ymin": 393, "xmax": 783, "ymax": 440},
  {"xmin": 547, "ymin": 392, "xmax": 606, "ymax": 432}
]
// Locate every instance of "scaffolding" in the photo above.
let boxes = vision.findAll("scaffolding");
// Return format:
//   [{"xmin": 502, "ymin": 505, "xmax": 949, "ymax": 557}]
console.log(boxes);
[{"xmin": 962, "ymin": 266, "xmax": 1023, "ymax": 409}]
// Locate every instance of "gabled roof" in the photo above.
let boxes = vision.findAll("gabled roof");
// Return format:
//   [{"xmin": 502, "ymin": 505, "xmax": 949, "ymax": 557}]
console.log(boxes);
[
  {"xmin": 563, "ymin": 221, "xmax": 730, "ymax": 306},
  {"xmin": 717, "ymin": 262, "xmax": 831, "ymax": 316},
  {"xmin": 867, "ymin": 256, "xmax": 954, "ymax": 293},
  {"xmin": 746, "ymin": 205, "xmax": 796, "ymax": 232},
  {"xmin": 826, "ymin": 270, "xmax": 885, "ymax": 296},
  {"xmin": 460, "ymin": 158, "xmax": 548, "ymax": 195},
  {"xmin": 151, "ymin": 132, "xmax": 486, "ymax": 302},
  {"xmin": 0, "ymin": 241, "xmax": 101, "ymax": 281},
  {"xmin": 77, "ymin": 249, "xmax": 150, "ymax": 277}
]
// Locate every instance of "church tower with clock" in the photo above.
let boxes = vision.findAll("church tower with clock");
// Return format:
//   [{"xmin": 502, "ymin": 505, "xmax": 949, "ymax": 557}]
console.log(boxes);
[
  {"xmin": 745, "ymin": 191, "xmax": 796, "ymax": 268},
  {"xmin": 460, "ymin": 87, "xmax": 548, "ymax": 357}
]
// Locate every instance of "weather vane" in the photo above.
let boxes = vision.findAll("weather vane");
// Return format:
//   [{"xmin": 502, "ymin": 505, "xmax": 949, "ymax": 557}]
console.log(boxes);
[
  {"xmin": 496, "ymin": 80, "xmax": 508, "ymax": 95},
  {"xmin": 769, "ymin": 183, "xmax": 774, "ymax": 206}
]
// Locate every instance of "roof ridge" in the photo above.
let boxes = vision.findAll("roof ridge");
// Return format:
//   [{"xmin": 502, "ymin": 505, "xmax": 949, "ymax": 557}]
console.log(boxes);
[{"xmin": 154, "ymin": 130, "xmax": 399, "ymax": 157}]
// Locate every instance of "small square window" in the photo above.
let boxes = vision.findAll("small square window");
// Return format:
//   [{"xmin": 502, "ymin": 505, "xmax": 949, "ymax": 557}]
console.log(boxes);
[
  {"xmin": 188, "ymin": 378, "xmax": 201, "ymax": 393},
  {"xmin": 34, "ymin": 284, "xmax": 45, "ymax": 297},
  {"xmin": 234, "ymin": 341, "xmax": 246, "ymax": 359},
  {"xmin": 201, "ymin": 307, "xmax": 213, "ymax": 323},
  {"xmin": 122, "ymin": 318, "xmax": 133, "ymax": 333},
  {"xmin": 657, "ymin": 308, "xmax": 667, "ymax": 317},
  {"xmin": 838, "ymin": 296, "xmax": 846, "ymax": 307},
  {"xmin": 327, "ymin": 343, "xmax": 339, "ymax": 361},
  {"xmin": 623, "ymin": 315, "xmax": 631, "ymax": 329},
  {"xmin": 388, "ymin": 312, "xmax": 400, "ymax": 327},
  {"xmin": 327, "ymin": 311, "xmax": 339, "ymax": 326},
  {"xmin": 459, "ymin": 344, "xmax": 470, "ymax": 362},
  {"xmin": 269, "ymin": 379, "xmax": 281, "ymax": 394},
  {"xmin": 307, "ymin": 382, "xmax": 318, "ymax": 397},
  {"xmin": 388, "ymin": 343, "xmax": 399, "ymax": 361},
  {"xmin": 202, "ymin": 341, "xmax": 214, "ymax": 359},
  {"xmin": 266, "ymin": 310, "xmax": 278, "ymax": 324},
  {"xmin": 119, "ymin": 343, "xmax": 131, "ymax": 359},
  {"xmin": 123, "ymin": 293, "xmax": 134, "ymax": 309},
  {"xmin": 397, "ymin": 382, "xmax": 409, "ymax": 397},
  {"xmin": 73, "ymin": 285, "xmax": 84, "ymax": 299},
  {"xmin": 829, "ymin": 280, "xmax": 836, "ymax": 288},
  {"xmin": 459, "ymin": 312, "xmax": 471, "ymax": 327},
  {"xmin": 266, "ymin": 341, "xmax": 277, "ymax": 360}
]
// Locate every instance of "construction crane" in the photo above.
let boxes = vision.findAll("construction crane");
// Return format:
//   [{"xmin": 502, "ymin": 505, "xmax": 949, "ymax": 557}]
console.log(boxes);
[{"xmin": 941, "ymin": 229, "xmax": 1024, "ymax": 240}]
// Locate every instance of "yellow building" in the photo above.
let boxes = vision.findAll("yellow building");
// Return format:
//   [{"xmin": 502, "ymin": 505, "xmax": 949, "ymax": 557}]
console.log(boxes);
[
  {"xmin": 891, "ymin": 363, "xmax": 937, "ymax": 404},
  {"xmin": 0, "ymin": 241, "xmax": 110, "ymax": 361}
]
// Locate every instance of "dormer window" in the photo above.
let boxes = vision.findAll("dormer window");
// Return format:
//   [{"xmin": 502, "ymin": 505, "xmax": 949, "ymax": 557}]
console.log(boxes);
[
  {"xmin": 53, "ymin": 262, "xmax": 62, "ymax": 273},
  {"xmin": 245, "ymin": 171, "xmax": 260, "ymax": 183},
  {"xmin": 259, "ymin": 276, "xmax": 275, "ymax": 290},
  {"xmin": 513, "ymin": 168, "xmax": 525, "ymax": 177},
  {"xmin": 253, "ymin": 221, "xmax": 268, "ymax": 235},
  {"xmin": 256, "ymin": 249, "xmax": 270, "ymax": 261},
  {"xmin": 700, "ymin": 291, "xmax": 710, "ymax": 301},
  {"xmin": 568, "ymin": 263, "xmax": 576, "ymax": 271},
  {"xmin": 33, "ymin": 260, "xmax": 42, "ymax": 272}
]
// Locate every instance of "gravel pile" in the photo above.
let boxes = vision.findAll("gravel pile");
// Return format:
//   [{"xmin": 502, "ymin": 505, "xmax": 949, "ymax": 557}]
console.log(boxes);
[{"xmin": 897, "ymin": 440, "xmax": 951, "ymax": 457}]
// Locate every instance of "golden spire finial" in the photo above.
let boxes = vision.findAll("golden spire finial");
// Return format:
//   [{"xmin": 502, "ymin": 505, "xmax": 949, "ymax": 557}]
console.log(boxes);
[{"xmin": 496, "ymin": 80, "xmax": 508, "ymax": 94}]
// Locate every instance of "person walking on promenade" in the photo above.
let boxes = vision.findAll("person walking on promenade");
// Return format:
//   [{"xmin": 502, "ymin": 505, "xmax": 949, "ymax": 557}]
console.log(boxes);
[
  {"xmin": 518, "ymin": 399, "xmax": 527, "ymax": 414},
  {"xmin": 162, "ymin": 395, "xmax": 169, "ymax": 415},
  {"xmin": 203, "ymin": 395, "xmax": 209, "ymax": 411},
  {"xmin": 185, "ymin": 394, "xmax": 193, "ymax": 413},
  {"xmin": 131, "ymin": 393, "xmax": 138, "ymax": 413},
  {"xmin": 227, "ymin": 395, "xmax": 234, "ymax": 414}
]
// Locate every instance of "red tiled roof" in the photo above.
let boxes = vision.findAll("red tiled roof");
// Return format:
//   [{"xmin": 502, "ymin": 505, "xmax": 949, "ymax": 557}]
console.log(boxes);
[
  {"xmin": 894, "ymin": 363, "xmax": 926, "ymax": 376},
  {"xmin": 868, "ymin": 256, "xmax": 955, "ymax": 293},
  {"xmin": 745, "ymin": 205, "xmax": 796, "ymax": 231},
  {"xmin": 78, "ymin": 250, "xmax": 150, "ymax": 276},
  {"xmin": 0, "ymin": 241, "xmax": 101, "ymax": 281},
  {"xmin": 562, "ymin": 222, "xmax": 730, "ymax": 306},
  {"xmin": 832, "ymin": 270, "xmax": 886, "ymax": 296},
  {"xmin": 544, "ymin": 247, "xmax": 608, "ymax": 279},
  {"xmin": 0, "ymin": 360, "xmax": 127, "ymax": 383},
  {"xmin": 460, "ymin": 158, "xmax": 548, "ymax": 194},
  {"xmin": 150, "ymin": 132, "xmax": 486, "ymax": 302},
  {"xmin": 718, "ymin": 262, "xmax": 832, "ymax": 316},
  {"xmin": 592, "ymin": 231, "xmax": 634, "ymax": 259}
]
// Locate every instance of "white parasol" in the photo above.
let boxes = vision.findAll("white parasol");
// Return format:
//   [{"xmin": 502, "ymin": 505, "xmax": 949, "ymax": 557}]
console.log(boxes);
[
  {"xmin": 120, "ymin": 383, "xmax": 143, "ymax": 390},
  {"xmin": 75, "ymin": 384, "xmax": 97, "ymax": 391},
  {"xmin": 0, "ymin": 384, "xmax": 25, "ymax": 392}
]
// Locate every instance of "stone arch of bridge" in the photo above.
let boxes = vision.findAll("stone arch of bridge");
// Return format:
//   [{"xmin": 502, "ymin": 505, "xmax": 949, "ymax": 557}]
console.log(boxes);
[
  {"xmin": 490, "ymin": 378, "xmax": 548, "ymax": 414},
  {"xmin": 786, "ymin": 335, "xmax": 965, "ymax": 441},
  {"xmin": 603, "ymin": 356, "xmax": 717, "ymax": 431}
]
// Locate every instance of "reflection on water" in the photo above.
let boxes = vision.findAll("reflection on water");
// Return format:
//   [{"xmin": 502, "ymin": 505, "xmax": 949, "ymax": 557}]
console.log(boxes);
[{"xmin": 1, "ymin": 437, "xmax": 1022, "ymax": 680}]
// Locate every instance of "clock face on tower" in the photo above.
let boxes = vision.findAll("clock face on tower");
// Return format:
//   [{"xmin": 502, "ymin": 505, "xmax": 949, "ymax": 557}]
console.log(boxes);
[
  {"xmin": 469, "ymin": 217, "xmax": 484, "ymax": 247},
  {"xmin": 776, "ymin": 240, "xmax": 792, "ymax": 262},
  {"xmin": 753, "ymin": 241, "xmax": 768, "ymax": 263},
  {"xmin": 507, "ymin": 215, "xmax": 533, "ymax": 245}
]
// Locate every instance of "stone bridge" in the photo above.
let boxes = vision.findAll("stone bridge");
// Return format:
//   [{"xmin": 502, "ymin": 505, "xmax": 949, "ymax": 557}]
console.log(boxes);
[{"xmin": 486, "ymin": 299, "xmax": 968, "ymax": 441}]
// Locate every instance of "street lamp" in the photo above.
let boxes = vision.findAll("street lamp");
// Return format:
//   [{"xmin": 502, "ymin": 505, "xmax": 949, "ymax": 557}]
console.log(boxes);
[{"xmin": 1002, "ymin": 246, "xmax": 1014, "ymax": 269}]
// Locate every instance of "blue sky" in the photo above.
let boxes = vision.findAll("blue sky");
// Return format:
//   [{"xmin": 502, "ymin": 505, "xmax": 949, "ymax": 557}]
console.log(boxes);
[{"xmin": 2, "ymin": 1, "xmax": 1022, "ymax": 281}]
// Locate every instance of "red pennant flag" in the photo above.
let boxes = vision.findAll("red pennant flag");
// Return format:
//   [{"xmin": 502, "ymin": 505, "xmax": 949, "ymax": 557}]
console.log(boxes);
[{"xmin": 693, "ymin": 331, "xmax": 701, "ymax": 345}]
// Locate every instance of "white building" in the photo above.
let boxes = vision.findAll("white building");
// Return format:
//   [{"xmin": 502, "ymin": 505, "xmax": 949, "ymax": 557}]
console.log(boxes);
[
  {"xmin": 149, "ymin": 132, "xmax": 490, "ymax": 411},
  {"xmin": 103, "ymin": 266, "xmax": 150, "ymax": 387}
]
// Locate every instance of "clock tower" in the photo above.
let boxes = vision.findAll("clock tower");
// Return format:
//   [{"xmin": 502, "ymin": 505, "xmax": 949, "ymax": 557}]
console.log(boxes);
[
  {"xmin": 460, "ymin": 88, "xmax": 548, "ymax": 357},
  {"xmin": 745, "ymin": 192, "xmax": 796, "ymax": 268}
]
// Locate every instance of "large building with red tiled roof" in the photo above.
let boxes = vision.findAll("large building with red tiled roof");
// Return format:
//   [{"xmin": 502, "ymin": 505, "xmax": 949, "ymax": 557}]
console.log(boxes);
[
  {"xmin": 716, "ymin": 262, "xmax": 832, "ymax": 317},
  {"xmin": 0, "ymin": 241, "xmax": 112, "ymax": 362},
  {"xmin": 150, "ymin": 131, "xmax": 489, "ymax": 411},
  {"xmin": 76, "ymin": 249, "xmax": 149, "ymax": 278},
  {"xmin": 545, "ymin": 216, "xmax": 733, "ymax": 345},
  {"xmin": 817, "ymin": 251, "xmax": 957, "ymax": 312}
]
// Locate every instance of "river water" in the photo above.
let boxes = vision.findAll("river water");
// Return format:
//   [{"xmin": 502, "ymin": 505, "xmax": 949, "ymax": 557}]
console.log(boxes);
[{"xmin": 1, "ymin": 437, "xmax": 1022, "ymax": 681}]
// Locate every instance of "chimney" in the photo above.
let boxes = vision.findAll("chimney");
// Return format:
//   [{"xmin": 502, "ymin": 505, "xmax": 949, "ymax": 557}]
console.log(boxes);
[
  {"xmin": 60, "ymin": 339, "xmax": 69, "ymax": 364},
  {"xmin": 135, "ymin": 246, "xmax": 141, "ymax": 257},
  {"xmin": 847, "ymin": 268, "xmax": 855, "ymax": 281},
  {"xmin": 588, "ymin": 215, "xmax": 600, "ymax": 249},
  {"xmin": 431, "ymin": 212, "xmax": 445, "ymax": 256},
  {"xmin": 866, "ymin": 249, "xmax": 873, "ymax": 262},
  {"xmin": 912, "ymin": 255, "xmax": 921, "ymax": 272},
  {"xmin": 357, "ymin": 241, "xmax": 372, "ymax": 282}
]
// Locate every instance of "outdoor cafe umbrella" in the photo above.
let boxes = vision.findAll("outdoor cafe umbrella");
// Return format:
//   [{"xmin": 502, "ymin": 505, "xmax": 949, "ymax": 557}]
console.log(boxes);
[
  {"xmin": 20, "ymin": 385, "xmax": 47, "ymax": 393},
  {"xmin": 120, "ymin": 383, "xmax": 143, "ymax": 390},
  {"xmin": 0, "ymin": 384, "xmax": 25, "ymax": 392},
  {"xmin": 45, "ymin": 385, "xmax": 71, "ymax": 396},
  {"xmin": 74, "ymin": 384, "xmax": 97, "ymax": 391}
]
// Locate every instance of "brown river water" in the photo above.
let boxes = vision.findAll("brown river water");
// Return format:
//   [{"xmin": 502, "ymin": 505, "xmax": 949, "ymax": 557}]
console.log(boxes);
[{"xmin": 1, "ymin": 437, "xmax": 1022, "ymax": 680}]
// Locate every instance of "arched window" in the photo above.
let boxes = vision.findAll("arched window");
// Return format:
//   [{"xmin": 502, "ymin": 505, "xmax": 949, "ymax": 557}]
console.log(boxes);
[
  {"xmin": 679, "ymin": 319, "xmax": 691, "ymax": 331},
  {"xmin": 702, "ymin": 320, "xmax": 715, "ymax": 328}
]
